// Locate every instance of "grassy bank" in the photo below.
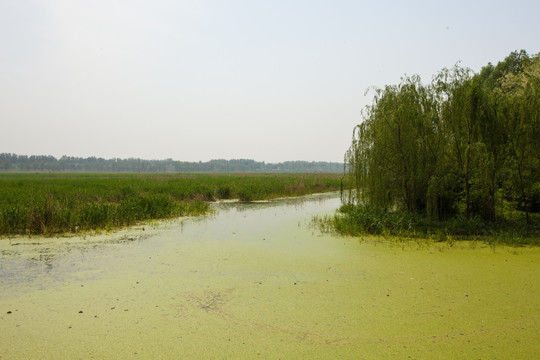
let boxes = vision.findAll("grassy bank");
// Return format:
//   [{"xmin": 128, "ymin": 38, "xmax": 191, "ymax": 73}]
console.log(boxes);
[
  {"xmin": 313, "ymin": 203, "xmax": 540, "ymax": 246},
  {"xmin": 0, "ymin": 172, "xmax": 342, "ymax": 236}
]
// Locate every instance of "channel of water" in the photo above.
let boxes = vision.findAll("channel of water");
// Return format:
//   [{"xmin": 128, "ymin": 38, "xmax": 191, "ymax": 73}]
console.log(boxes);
[{"xmin": 1, "ymin": 192, "xmax": 539, "ymax": 359}]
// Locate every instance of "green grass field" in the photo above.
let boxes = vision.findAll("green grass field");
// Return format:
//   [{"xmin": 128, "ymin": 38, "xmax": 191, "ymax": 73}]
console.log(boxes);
[{"xmin": 0, "ymin": 172, "xmax": 342, "ymax": 236}]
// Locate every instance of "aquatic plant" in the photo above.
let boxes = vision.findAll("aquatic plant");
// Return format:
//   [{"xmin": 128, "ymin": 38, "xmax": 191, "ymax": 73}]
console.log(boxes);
[
  {"xmin": 314, "ymin": 203, "xmax": 539, "ymax": 246},
  {"xmin": 0, "ymin": 172, "xmax": 342, "ymax": 236}
]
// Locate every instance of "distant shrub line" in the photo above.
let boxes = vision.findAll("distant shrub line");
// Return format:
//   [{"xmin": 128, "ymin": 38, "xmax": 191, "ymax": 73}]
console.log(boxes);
[{"xmin": 0, "ymin": 154, "xmax": 343, "ymax": 173}]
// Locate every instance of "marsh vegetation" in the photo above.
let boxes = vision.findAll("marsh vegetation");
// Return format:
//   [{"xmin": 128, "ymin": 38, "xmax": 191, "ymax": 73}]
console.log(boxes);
[
  {"xmin": 2, "ymin": 193, "xmax": 539, "ymax": 359},
  {"xmin": 0, "ymin": 172, "xmax": 341, "ymax": 236}
]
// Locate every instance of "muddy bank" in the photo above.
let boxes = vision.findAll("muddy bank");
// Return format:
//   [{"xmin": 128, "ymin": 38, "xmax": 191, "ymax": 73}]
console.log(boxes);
[{"xmin": 1, "ymin": 192, "xmax": 539, "ymax": 359}]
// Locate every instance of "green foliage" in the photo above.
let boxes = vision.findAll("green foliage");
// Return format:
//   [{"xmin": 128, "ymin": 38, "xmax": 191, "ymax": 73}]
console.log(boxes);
[
  {"xmin": 316, "ymin": 203, "xmax": 539, "ymax": 245},
  {"xmin": 0, "ymin": 172, "xmax": 341, "ymax": 236},
  {"xmin": 340, "ymin": 50, "xmax": 539, "ymax": 242},
  {"xmin": 237, "ymin": 189, "xmax": 255, "ymax": 202},
  {"xmin": 216, "ymin": 185, "xmax": 232, "ymax": 199},
  {"xmin": 331, "ymin": 204, "xmax": 417, "ymax": 236},
  {"xmin": 0, "ymin": 155, "xmax": 343, "ymax": 173}
]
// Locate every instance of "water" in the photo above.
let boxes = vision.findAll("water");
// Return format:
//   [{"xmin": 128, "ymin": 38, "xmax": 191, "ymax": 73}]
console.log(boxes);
[
  {"xmin": 1, "ymin": 192, "xmax": 539, "ymax": 359},
  {"xmin": 0, "ymin": 192, "xmax": 341, "ymax": 291}
]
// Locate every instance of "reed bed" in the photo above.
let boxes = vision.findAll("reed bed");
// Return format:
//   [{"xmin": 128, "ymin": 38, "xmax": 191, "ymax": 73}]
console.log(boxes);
[{"xmin": 0, "ymin": 172, "xmax": 342, "ymax": 236}]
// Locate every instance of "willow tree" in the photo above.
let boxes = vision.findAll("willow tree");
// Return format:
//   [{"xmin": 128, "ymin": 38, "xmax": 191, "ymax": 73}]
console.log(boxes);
[
  {"xmin": 344, "ymin": 75, "xmax": 442, "ymax": 214},
  {"xmin": 472, "ymin": 64, "xmax": 507, "ymax": 221},
  {"xmin": 434, "ymin": 64, "xmax": 503, "ymax": 219},
  {"xmin": 343, "ymin": 50, "xmax": 539, "ymax": 226},
  {"xmin": 498, "ymin": 54, "xmax": 540, "ymax": 223}
]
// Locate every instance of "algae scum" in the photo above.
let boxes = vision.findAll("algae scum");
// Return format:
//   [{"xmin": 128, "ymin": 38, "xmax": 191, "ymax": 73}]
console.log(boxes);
[{"xmin": 1, "ymin": 193, "xmax": 539, "ymax": 359}]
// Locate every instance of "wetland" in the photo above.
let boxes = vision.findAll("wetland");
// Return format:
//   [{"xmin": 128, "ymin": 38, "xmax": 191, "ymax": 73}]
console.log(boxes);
[{"xmin": 1, "ymin": 192, "xmax": 539, "ymax": 359}]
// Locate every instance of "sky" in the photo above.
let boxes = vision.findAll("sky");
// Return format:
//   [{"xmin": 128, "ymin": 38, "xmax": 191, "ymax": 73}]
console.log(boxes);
[{"xmin": 1, "ymin": 0, "xmax": 539, "ymax": 163}]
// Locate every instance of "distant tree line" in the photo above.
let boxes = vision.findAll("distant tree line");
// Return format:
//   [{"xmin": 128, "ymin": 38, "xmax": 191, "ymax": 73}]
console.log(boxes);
[
  {"xmin": 0, "ymin": 154, "xmax": 343, "ymax": 173},
  {"xmin": 344, "ymin": 50, "xmax": 540, "ymax": 224}
]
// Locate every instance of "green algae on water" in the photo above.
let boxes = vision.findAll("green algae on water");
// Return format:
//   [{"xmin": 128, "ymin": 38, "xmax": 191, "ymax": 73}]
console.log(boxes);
[{"xmin": 1, "ymin": 193, "xmax": 539, "ymax": 359}]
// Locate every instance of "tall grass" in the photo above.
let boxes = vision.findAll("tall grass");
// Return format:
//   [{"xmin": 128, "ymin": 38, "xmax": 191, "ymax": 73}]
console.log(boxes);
[
  {"xmin": 0, "ymin": 172, "xmax": 341, "ymax": 235},
  {"xmin": 313, "ymin": 203, "xmax": 540, "ymax": 246}
]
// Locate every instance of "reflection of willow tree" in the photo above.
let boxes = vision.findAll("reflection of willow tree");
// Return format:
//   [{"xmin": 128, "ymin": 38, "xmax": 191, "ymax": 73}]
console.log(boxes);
[{"xmin": 344, "ymin": 50, "xmax": 540, "ymax": 224}]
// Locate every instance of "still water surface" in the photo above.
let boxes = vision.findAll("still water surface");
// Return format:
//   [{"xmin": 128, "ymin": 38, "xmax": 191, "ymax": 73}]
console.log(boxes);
[{"xmin": 1, "ymin": 192, "xmax": 539, "ymax": 359}]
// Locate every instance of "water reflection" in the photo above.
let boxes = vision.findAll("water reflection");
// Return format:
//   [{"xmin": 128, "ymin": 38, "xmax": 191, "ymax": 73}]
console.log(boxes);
[
  {"xmin": 212, "ymin": 191, "xmax": 338, "ymax": 213},
  {"xmin": 0, "ymin": 233, "xmax": 152, "ymax": 290},
  {"xmin": 0, "ymin": 192, "xmax": 341, "ymax": 293}
]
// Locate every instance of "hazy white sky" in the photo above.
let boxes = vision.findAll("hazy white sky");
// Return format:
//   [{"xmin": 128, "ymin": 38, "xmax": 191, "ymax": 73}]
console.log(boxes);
[{"xmin": 1, "ymin": 0, "xmax": 539, "ymax": 163}]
